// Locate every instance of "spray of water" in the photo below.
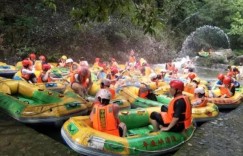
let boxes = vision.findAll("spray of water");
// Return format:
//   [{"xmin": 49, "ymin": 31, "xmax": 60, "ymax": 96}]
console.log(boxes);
[{"xmin": 180, "ymin": 25, "xmax": 230, "ymax": 57}]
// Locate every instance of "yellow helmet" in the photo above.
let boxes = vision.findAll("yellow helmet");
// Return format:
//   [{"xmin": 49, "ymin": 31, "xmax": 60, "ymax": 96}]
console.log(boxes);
[
  {"xmin": 193, "ymin": 77, "xmax": 200, "ymax": 84},
  {"xmin": 61, "ymin": 55, "xmax": 67, "ymax": 60}
]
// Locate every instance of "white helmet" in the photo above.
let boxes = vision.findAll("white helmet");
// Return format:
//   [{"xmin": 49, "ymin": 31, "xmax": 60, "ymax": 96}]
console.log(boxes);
[
  {"xmin": 149, "ymin": 73, "xmax": 157, "ymax": 80},
  {"xmin": 97, "ymin": 89, "xmax": 111, "ymax": 100},
  {"xmin": 66, "ymin": 58, "xmax": 73, "ymax": 63},
  {"xmin": 194, "ymin": 87, "xmax": 205, "ymax": 94},
  {"xmin": 80, "ymin": 60, "xmax": 89, "ymax": 67}
]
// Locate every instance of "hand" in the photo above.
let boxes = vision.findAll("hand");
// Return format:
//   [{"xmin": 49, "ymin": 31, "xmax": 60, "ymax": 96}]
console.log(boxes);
[{"xmin": 159, "ymin": 125, "xmax": 170, "ymax": 131}]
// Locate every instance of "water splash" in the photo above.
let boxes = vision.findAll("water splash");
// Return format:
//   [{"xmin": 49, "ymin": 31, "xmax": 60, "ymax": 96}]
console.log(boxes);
[{"xmin": 180, "ymin": 25, "xmax": 230, "ymax": 57}]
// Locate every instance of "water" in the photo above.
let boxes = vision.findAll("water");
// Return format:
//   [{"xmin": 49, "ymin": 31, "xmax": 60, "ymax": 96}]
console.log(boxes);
[{"xmin": 180, "ymin": 25, "xmax": 230, "ymax": 57}]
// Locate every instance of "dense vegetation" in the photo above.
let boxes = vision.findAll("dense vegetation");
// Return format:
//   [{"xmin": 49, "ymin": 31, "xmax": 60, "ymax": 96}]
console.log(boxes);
[{"xmin": 0, "ymin": 0, "xmax": 243, "ymax": 64}]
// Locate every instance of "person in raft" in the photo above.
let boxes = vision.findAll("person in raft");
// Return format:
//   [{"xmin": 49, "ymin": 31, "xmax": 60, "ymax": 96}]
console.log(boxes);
[
  {"xmin": 71, "ymin": 62, "xmax": 93, "ymax": 98},
  {"xmin": 150, "ymin": 80, "xmax": 192, "ymax": 132},
  {"xmin": 37, "ymin": 64, "xmax": 61, "ymax": 83},
  {"xmin": 90, "ymin": 89, "xmax": 127, "ymax": 137},
  {"xmin": 21, "ymin": 59, "xmax": 37, "ymax": 83}
]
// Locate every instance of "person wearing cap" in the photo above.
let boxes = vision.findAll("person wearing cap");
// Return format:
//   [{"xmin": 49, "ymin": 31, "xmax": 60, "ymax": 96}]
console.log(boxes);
[
  {"xmin": 150, "ymin": 80, "xmax": 192, "ymax": 132},
  {"xmin": 90, "ymin": 89, "xmax": 127, "ymax": 137},
  {"xmin": 29, "ymin": 53, "xmax": 36, "ymax": 65},
  {"xmin": 21, "ymin": 59, "xmax": 37, "ymax": 83},
  {"xmin": 37, "ymin": 64, "xmax": 61, "ymax": 83},
  {"xmin": 58, "ymin": 55, "xmax": 67, "ymax": 67},
  {"xmin": 71, "ymin": 62, "xmax": 93, "ymax": 98},
  {"xmin": 220, "ymin": 76, "xmax": 235, "ymax": 98},
  {"xmin": 95, "ymin": 79, "xmax": 116, "ymax": 101},
  {"xmin": 191, "ymin": 87, "xmax": 207, "ymax": 107},
  {"xmin": 107, "ymin": 67, "xmax": 119, "ymax": 86}
]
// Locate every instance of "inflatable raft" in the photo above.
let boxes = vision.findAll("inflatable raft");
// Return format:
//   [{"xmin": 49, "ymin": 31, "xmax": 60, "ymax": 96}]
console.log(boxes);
[
  {"xmin": 0, "ymin": 62, "xmax": 18, "ymax": 78},
  {"xmin": 61, "ymin": 107, "xmax": 195, "ymax": 156},
  {"xmin": 0, "ymin": 78, "xmax": 89, "ymax": 123},
  {"xmin": 119, "ymin": 86, "xmax": 219, "ymax": 122}
]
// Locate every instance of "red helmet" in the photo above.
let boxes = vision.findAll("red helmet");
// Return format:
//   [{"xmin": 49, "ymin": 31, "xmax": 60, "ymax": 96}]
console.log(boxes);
[
  {"xmin": 188, "ymin": 73, "xmax": 196, "ymax": 80},
  {"xmin": 169, "ymin": 80, "xmax": 184, "ymax": 91},
  {"xmin": 29, "ymin": 53, "xmax": 36, "ymax": 60},
  {"xmin": 42, "ymin": 64, "xmax": 51, "ymax": 71},
  {"xmin": 223, "ymin": 76, "xmax": 231, "ymax": 85},
  {"xmin": 39, "ymin": 55, "xmax": 46, "ymax": 61},
  {"xmin": 111, "ymin": 67, "xmax": 118, "ymax": 74},
  {"xmin": 217, "ymin": 73, "xmax": 224, "ymax": 81},
  {"xmin": 22, "ymin": 59, "xmax": 31, "ymax": 67}
]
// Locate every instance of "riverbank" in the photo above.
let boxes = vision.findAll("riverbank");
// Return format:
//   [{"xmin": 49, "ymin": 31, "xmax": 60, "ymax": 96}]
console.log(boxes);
[
  {"xmin": 0, "ymin": 111, "xmax": 79, "ymax": 156},
  {"xmin": 174, "ymin": 104, "xmax": 243, "ymax": 156}
]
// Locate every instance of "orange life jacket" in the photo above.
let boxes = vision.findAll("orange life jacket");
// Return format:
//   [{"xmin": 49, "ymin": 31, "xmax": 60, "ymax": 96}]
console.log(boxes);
[
  {"xmin": 92, "ymin": 104, "xmax": 120, "ymax": 136},
  {"xmin": 109, "ymin": 88, "xmax": 116, "ymax": 99},
  {"xmin": 184, "ymin": 83, "xmax": 195, "ymax": 94},
  {"xmin": 161, "ymin": 95, "xmax": 192, "ymax": 129},
  {"xmin": 21, "ymin": 68, "xmax": 30, "ymax": 80},
  {"xmin": 129, "ymin": 56, "xmax": 136, "ymax": 63},
  {"xmin": 37, "ymin": 72, "xmax": 51, "ymax": 83},
  {"xmin": 220, "ymin": 86, "xmax": 232, "ymax": 98},
  {"xmin": 166, "ymin": 63, "xmax": 175, "ymax": 71},
  {"xmin": 70, "ymin": 68, "xmax": 90, "ymax": 88},
  {"xmin": 191, "ymin": 98, "xmax": 207, "ymax": 108}
]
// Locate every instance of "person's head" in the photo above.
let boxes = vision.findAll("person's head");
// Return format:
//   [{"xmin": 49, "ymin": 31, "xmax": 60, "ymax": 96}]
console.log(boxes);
[
  {"xmin": 100, "ymin": 79, "xmax": 111, "ymax": 88},
  {"xmin": 42, "ymin": 64, "xmax": 51, "ymax": 71},
  {"xmin": 61, "ymin": 55, "xmax": 67, "ymax": 62},
  {"xmin": 66, "ymin": 58, "xmax": 73, "ymax": 66},
  {"xmin": 217, "ymin": 73, "xmax": 225, "ymax": 81},
  {"xmin": 111, "ymin": 58, "xmax": 116, "ymax": 62},
  {"xmin": 97, "ymin": 89, "xmax": 111, "ymax": 105},
  {"xmin": 80, "ymin": 61, "xmax": 89, "ymax": 67},
  {"xmin": 194, "ymin": 87, "xmax": 205, "ymax": 98},
  {"xmin": 188, "ymin": 68, "xmax": 194, "ymax": 72},
  {"xmin": 192, "ymin": 77, "xmax": 200, "ymax": 86},
  {"xmin": 223, "ymin": 76, "xmax": 231, "ymax": 87},
  {"xmin": 39, "ymin": 55, "xmax": 46, "ymax": 62},
  {"xmin": 29, "ymin": 53, "xmax": 36, "ymax": 61},
  {"xmin": 111, "ymin": 67, "xmax": 118, "ymax": 75},
  {"xmin": 233, "ymin": 67, "xmax": 239, "ymax": 73},
  {"xmin": 227, "ymin": 65, "xmax": 232, "ymax": 71},
  {"xmin": 149, "ymin": 73, "xmax": 158, "ymax": 82},
  {"xmin": 188, "ymin": 73, "xmax": 196, "ymax": 80},
  {"xmin": 22, "ymin": 59, "xmax": 32, "ymax": 68},
  {"xmin": 169, "ymin": 80, "xmax": 184, "ymax": 97}
]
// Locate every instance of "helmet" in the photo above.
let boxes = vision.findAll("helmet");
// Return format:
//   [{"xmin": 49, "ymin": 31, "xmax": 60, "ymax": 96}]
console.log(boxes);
[
  {"xmin": 42, "ymin": 64, "xmax": 51, "ymax": 71},
  {"xmin": 169, "ymin": 80, "xmax": 184, "ymax": 91},
  {"xmin": 61, "ymin": 55, "xmax": 67, "ymax": 60},
  {"xmin": 111, "ymin": 67, "xmax": 118, "ymax": 74},
  {"xmin": 217, "ymin": 73, "xmax": 225, "ymax": 81},
  {"xmin": 223, "ymin": 76, "xmax": 231, "ymax": 85},
  {"xmin": 29, "ymin": 53, "xmax": 36, "ymax": 60},
  {"xmin": 101, "ymin": 79, "xmax": 111, "ymax": 87},
  {"xmin": 194, "ymin": 87, "xmax": 205, "ymax": 94},
  {"xmin": 188, "ymin": 73, "xmax": 196, "ymax": 80},
  {"xmin": 192, "ymin": 77, "xmax": 200, "ymax": 84},
  {"xmin": 66, "ymin": 58, "xmax": 73, "ymax": 64},
  {"xmin": 149, "ymin": 73, "xmax": 157, "ymax": 80},
  {"xmin": 80, "ymin": 61, "xmax": 89, "ymax": 67},
  {"xmin": 39, "ymin": 55, "xmax": 46, "ymax": 61},
  {"xmin": 22, "ymin": 59, "xmax": 31, "ymax": 67},
  {"xmin": 97, "ymin": 89, "xmax": 111, "ymax": 100}
]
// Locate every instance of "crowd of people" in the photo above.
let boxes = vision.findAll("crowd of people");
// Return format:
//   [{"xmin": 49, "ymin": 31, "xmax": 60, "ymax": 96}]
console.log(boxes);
[{"xmin": 17, "ymin": 49, "xmax": 241, "ymax": 137}]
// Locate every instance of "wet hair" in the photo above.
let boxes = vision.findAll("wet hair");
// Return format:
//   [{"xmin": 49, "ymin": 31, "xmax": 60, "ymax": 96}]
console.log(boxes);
[
  {"xmin": 188, "ymin": 68, "xmax": 194, "ymax": 72},
  {"xmin": 198, "ymin": 93, "xmax": 205, "ymax": 98},
  {"xmin": 98, "ymin": 97, "xmax": 110, "ymax": 105}
]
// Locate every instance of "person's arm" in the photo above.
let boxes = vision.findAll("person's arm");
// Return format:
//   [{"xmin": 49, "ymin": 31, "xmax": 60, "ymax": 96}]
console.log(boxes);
[
  {"xmin": 22, "ymin": 68, "xmax": 35, "ymax": 74},
  {"xmin": 160, "ymin": 117, "xmax": 179, "ymax": 131}
]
